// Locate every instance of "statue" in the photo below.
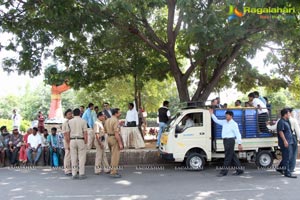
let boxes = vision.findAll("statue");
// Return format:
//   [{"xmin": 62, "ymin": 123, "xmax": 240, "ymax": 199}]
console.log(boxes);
[{"xmin": 48, "ymin": 80, "xmax": 70, "ymax": 121}]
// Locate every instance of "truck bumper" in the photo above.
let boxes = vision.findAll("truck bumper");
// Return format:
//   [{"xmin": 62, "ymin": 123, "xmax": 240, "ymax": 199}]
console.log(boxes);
[{"xmin": 159, "ymin": 150, "xmax": 175, "ymax": 161}]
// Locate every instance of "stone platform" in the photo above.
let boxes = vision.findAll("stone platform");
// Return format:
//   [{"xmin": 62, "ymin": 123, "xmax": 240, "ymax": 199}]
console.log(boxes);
[{"xmin": 2, "ymin": 141, "xmax": 169, "ymax": 167}]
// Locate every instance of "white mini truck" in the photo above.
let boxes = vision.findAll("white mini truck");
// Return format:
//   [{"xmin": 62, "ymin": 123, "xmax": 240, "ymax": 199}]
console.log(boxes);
[{"xmin": 159, "ymin": 107, "xmax": 279, "ymax": 170}]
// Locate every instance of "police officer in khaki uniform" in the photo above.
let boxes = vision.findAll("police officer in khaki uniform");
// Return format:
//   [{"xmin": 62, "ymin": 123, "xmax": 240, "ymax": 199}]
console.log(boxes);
[
  {"xmin": 104, "ymin": 108, "xmax": 123, "ymax": 178},
  {"xmin": 67, "ymin": 108, "xmax": 88, "ymax": 180},
  {"xmin": 93, "ymin": 112, "xmax": 110, "ymax": 175},
  {"xmin": 62, "ymin": 109, "xmax": 73, "ymax": 176}
]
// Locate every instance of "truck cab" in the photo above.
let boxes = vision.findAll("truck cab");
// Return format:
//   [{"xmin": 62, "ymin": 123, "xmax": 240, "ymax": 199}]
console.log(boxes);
[{"xmin": 159, "ymin": 107, "xmax": 279, "ymax": 170}]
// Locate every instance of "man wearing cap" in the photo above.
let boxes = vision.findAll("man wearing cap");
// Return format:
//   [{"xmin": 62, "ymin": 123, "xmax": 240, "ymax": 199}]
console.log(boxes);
[
  {"xmin": 27, "ymin": 127, "xmax": 42, "ymax": 166},
  {"xmin": 93, "ymin": 112, "xmax": 110, "ymax": 175},
  {"xmin": 0, "ymin": 126, "xmax": 11, "ymax": 167},
  {"xmin": 104, "ymin": 108, "xmax": 123, "ymax": 178},
  {"xmin": 7, "ymin": 126, "xmax": 23, "ymax": 166},
  {"xmin": 209, "ymin": 109, "xmax": 244, "ymax": 177},
  {"xmin": 67, "ymin": 108, "xmax": 88, "ymax": 180},
  {"xmin": 62, "ymin": 109, "xmax": 73, "ymax": 176}
]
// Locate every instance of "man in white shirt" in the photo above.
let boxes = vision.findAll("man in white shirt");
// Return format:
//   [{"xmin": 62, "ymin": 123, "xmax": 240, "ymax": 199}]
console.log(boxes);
[
  {"xmin": 27, "ymin": 127, "xmax": 42, "ymax": 166},
  {"xmin": 11, "ymin": 109, "xmax": 21, "ymax": 131},
  {"xmin": 183, "ymin": 114, "xmax": 195, "ymax": 130},
  {"xmin": 253, "ymin": 91, "xmax": 267, "ymax": 105},
  {"xmin": 248, "ymin": 92, "xmax": 269, "ymax": 133},
  {"xmin": 125, "ymin": 103, "xmax": 139, "ymax": 127}
]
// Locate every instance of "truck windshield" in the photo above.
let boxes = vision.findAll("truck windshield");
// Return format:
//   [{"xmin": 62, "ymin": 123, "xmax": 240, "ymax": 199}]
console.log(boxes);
[{"xmin": 165, "ymin": 112, "xmax": 181, "ymax": 132}]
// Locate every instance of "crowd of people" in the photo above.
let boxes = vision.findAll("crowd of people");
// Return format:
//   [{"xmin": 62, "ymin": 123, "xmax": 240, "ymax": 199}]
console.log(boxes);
[
  {"xmin": 1, "ymin": 95, "xmax": 299, "ymax": 180},
  {"xmin": 0, "ymin": 102, "xmax": 148, "ymax": 180},
  {"xmin": 210, "ymin": 91, "xmax": 272, "ymax": 133}
]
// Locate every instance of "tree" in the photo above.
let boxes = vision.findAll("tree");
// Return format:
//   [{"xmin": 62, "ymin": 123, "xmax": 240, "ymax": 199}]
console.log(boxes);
[
  {"xmin": 0, "ymin": 0, "xmax": 299, "ymax": 102},
  {"xmin": 73, "ymin": 75, "xmax": 177, "ymax": 113}
]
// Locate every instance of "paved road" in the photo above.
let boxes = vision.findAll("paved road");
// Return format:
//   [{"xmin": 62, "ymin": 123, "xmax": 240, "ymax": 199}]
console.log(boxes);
[{"xmin": 0, "ymin": 162, "xmax": 299, "ymax": 200}]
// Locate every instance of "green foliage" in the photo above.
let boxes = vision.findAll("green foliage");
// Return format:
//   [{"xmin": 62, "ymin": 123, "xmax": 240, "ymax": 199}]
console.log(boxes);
[
  {"xmin": 0, "ymin": 0, "xmax": 299, "ymax": 102},
  {"xmin": 44, "ymin": 65, "xmax": 68, "ymax": 86},
  {"xmin": 74, "ymin": 75, "xmax": 177, "ymax": 113},
  {"xmin": 0, "ymin": 94, "xmax": 20, "ymax": 119},
  {"xmin": 0, "ymin": 118, "xmax": 31, "ymax": 132}
]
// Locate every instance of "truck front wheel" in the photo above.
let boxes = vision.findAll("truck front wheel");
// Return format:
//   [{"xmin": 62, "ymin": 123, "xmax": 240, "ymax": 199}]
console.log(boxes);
[
  {"xmin": 255, "ymin": 150, "xmax": 273, "ymax": 168},
  {"xmin": 186, "ymin": 153, "xmax": 205, "ymax": 171}
]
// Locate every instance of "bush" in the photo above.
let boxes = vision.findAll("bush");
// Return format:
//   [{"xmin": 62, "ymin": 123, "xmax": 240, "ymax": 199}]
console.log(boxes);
[{"xmin": 0, "ymin": 118, "xmax": 31, "ymax": 132}]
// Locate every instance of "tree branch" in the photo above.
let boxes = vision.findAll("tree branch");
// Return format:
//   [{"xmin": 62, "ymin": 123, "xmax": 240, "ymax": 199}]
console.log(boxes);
[
  {"xmin": 173, "ymin": 9, "xmax": 183, "ymax": 39},
  {"xmin": 140, "ymin": 17, "xmax": 167, "ymax": 50},
  {"xmin": 166, "ymin": 0, "xmax": 176, "ymax": 47}
]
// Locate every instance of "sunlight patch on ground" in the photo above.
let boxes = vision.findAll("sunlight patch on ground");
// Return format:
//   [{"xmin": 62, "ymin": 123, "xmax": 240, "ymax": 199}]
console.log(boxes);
[
  {"xmin": 10, "ymin": 188, "xmax": 23, "ymax": 192},
  {"xmin": 119, "ymin": 195, "xmax": 148, "ymax": 200},
  {"xmin": 115, "ymin": 180, "xmax": 132, "ymax": 186}
]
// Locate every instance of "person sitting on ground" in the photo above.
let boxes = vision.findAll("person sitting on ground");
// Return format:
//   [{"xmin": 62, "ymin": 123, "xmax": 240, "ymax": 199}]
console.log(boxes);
[
  {"xmin": 0, "ymin": 126, "xmax": 11, "ymax": 167},
  {"xmin": 27, "ymin": 127, "xmax": 42, "ymax": 166},
  {"xmin": 41, "ymin": 129, "xmax": 50, "ymax": 166},
  {"xmin": 7, "ymin": 126, "xmax": 23, "ymax": 167},
  {"xmin": 47, "ymin": 127, "xmax": 64, "ymax": 167},
  {"xmin": 19, "ymin": 128, "xmax": 32, "ymax": 166}
]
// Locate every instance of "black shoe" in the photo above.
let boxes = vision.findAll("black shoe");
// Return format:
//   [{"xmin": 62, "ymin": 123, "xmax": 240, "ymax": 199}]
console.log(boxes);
[
  {"xmin": 284, "ymin": 174, "xmax": 297, "ymax": 178},
  {"xmin": 217, "ymin": 173, "xmax": 227, "ymax": 177},
  {"xmin": 232, "ymin": 171, "xmax": 244, "ymax": 176},
  {"xmin": 65, "ymin": 173, "xmax": 72, "ymax": 176},
  {"xmin": 276, "ymin": 169, "xmax": 284, "ymax": 175},
  {"xmin": 110, "ymin": 173, "xmax": 122, "ymax": 178}
]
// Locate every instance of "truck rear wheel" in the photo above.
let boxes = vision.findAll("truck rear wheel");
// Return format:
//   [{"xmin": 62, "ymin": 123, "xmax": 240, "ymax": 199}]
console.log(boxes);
[
  {"xmin": 255, "ymin": 150, "xmax": 273, "ymax": 168},
  {"xmin": 186, "ymin": 152, "xmax": 205, "ymax": 171}
]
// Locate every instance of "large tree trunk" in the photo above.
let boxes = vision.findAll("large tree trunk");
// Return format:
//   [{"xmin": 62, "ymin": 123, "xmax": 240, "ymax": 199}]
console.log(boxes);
[{"xmin": 166, "ymin": 53, "xmax": 190, "ymax": 102}]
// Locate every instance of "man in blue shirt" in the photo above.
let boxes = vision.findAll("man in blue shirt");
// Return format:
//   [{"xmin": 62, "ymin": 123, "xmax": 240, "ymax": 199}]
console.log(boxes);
[
  {"xmin": 82, "ymin": 103, "xmax": 95, "ymax": 128},
  {"xmin": 48, "ymin": 127, "xmax": 64, "ymax": 167},
  {"xmin": 209, "ymin": 109, "xmax": 244, "ymax": 177},
  {"xmin": 276, "ymin": 108, "xmax": 297, "ymax": 178}
]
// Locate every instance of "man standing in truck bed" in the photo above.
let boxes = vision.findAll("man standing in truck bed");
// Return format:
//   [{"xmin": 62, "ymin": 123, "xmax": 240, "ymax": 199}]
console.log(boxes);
[{"xmin": 209, "ymin": 109, "xmax": 244, "ymax": 177}]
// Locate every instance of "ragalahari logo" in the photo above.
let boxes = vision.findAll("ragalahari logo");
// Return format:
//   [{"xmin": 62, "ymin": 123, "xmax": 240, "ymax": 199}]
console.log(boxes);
[{"xmin": 228, "ymin": 5, "xmax": 244, "ymax": 21}]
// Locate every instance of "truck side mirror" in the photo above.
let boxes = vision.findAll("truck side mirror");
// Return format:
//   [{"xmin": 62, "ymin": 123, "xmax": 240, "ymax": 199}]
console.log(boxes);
[{"xmin": 175, "ymin": 125, "xmax": 181, "ymax": 135}]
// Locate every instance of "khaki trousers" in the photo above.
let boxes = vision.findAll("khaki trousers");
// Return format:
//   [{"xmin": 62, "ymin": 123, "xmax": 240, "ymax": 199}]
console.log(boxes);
[
  {"xmin": 87, "ymin": 128, "xmax": 95, "ymax": 150},
  {"xmin": 63, "ymin": 141, "xmax": 72, "ymax": 174},
  {"xmin": 70, "ymin": 139, "xmax": 86, "ymax": 176},
  {"xmin": 94, "ymin": 137, "xmax": 110, "ymax": 173},
  {"xmin": 107, "ymin": 136, "xmax": 120, "ymax": 175}
]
